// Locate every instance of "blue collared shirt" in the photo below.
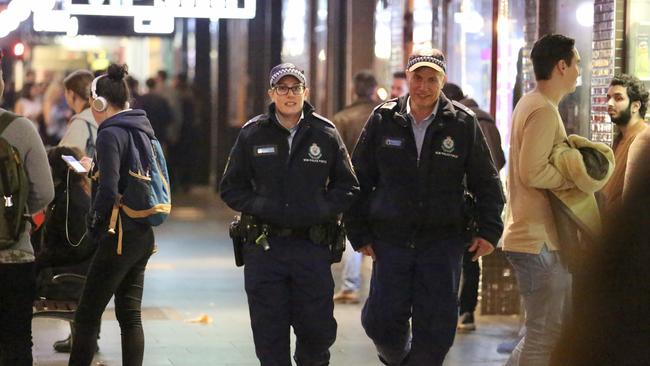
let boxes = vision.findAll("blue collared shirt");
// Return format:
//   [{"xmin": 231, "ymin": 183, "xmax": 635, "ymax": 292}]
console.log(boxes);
[
  {"xmin": 406, "ymin": 97, "xmax": 439, "ymax": 158},
  {"xmin": 275, "ymin": 111, "xmax": 304, "ymax": 150}
]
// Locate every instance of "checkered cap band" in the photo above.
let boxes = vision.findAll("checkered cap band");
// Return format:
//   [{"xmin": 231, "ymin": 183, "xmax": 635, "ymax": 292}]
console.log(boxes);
[
  {"xmin": 269, "ymin": 64, "xmax": 306, "ymax": 86},
  {"xmin": 406, "ymin": 55, "xmax": 446, "ymax": 73}
]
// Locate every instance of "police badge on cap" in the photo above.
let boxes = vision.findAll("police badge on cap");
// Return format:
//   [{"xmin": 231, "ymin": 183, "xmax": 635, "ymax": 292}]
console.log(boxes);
[{"xmin": 269, "ymin": 63, "xmax": 307, "ymax": 87}]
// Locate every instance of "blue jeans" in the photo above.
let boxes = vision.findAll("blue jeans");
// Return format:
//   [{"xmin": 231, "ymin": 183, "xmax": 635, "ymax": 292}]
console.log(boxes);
[
  {"xmin": 341, "ymin": 239, "xmax": 362, "ymax": 292},
  {"xmin": 505, "ymin": 245, "xmax": 571, "ymax": 366}
]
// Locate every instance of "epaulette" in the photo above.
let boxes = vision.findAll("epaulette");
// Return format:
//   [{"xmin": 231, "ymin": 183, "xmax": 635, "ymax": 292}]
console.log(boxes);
[
  {"xmin": 242, "ymin": 114, "xmax": 267, "ymax": 129},
  {"xmin": 311, "ymin": 112, "xmax": 336, "ymax": 128},
  {"xmin": 451, "ymin": 100, "xmax": 476, "ymax": 118},
  {"xmin": 374, "ymin": 98, "xmax": 399, "ymax": 113}
]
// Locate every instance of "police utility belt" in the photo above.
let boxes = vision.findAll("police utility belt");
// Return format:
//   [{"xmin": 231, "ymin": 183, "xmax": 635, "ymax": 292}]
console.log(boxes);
[{"xmin": 229, "ymin": 214, "xmax": 346, "ymax": 267}]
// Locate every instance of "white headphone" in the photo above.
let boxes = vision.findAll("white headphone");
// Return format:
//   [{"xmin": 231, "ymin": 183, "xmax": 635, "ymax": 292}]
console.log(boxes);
[{"xmin": 90, "ymin": 75, "xmax": 108, "ymax": 112}]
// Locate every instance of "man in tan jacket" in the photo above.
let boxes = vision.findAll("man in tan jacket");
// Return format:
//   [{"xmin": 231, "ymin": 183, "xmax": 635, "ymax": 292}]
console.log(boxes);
[
  {"xmin": 503, "ymin": 34, "xmax": 581, "ymax": 366},
  {"xmin": 332, "ymin": 70, "xmax": 378, "ymax": 304}
]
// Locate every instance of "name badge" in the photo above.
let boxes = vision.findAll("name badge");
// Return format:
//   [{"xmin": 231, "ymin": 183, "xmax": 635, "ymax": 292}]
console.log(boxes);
[
  {"xmin": 383, "ymin": 137, "xmax": 404, "ymax": 148},
  {"xmin": 254, "ymin": 145, "xmax": 278, "ymax": 156}
]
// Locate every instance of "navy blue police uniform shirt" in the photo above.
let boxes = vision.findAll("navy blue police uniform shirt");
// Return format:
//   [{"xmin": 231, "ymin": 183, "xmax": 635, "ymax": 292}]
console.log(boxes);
[
  {"xmin": 344, "ymin": 94, "xmax": 505, "ymax": 250},
  {"xmin": 220, "ymin": 102, "xmax": 360, "ymax": 228}
]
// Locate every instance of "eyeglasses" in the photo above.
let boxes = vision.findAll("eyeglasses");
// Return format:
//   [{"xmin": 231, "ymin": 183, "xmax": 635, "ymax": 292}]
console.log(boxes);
[{"xmin": 273, "ymin": 84, "xmax": 305, "ymax": 96}]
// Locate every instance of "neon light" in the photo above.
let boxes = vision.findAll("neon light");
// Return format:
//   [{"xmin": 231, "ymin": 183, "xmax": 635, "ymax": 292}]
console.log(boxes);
[
  {"xmin": 13, "ymin": 42, "xmax": 25, "ymax": 57},
  {"xmin": 59, "ymin": 0, "xmax": 256, "ymax": 19},
  {"xmin": 33, "ymin": 0, "xmax": 256, "ymax": 34},
  {"xmin": 0, "ymin": 0, "xmax": 256, "ymax": 38}
]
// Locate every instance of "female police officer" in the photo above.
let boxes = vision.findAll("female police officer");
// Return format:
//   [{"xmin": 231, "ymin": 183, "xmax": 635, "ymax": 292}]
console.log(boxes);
[{"xmin": 220, "ymin": 63, "xmax": 359, "ymax": 366}]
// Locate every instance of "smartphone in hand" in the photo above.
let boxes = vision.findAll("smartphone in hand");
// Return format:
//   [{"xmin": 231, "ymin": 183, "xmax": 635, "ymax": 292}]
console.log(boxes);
[{"xmin": 61, "ymin": 155, "xmax": 88, "ymax": 173}]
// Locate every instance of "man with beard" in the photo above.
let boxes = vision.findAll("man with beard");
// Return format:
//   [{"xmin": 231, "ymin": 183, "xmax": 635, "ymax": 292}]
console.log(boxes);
[{"xmin": 600, "ymin": 74, "xmax": 648, "ymax": 213}]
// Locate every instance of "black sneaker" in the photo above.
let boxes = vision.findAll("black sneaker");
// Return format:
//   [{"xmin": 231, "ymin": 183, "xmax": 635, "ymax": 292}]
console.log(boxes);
[{"xmin": 457, "ymin": 312, "xmax": 476, "ymax": 331}]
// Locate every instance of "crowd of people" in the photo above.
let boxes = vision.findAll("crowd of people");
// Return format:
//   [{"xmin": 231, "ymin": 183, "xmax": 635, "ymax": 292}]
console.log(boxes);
[
  {"xmin": 0, "ymin": 56, "xmax": 173, "ymax": 366},
  {"xmin": 1, "ymin": 30, "xmax": 649, "ymax": 366},
  {"xmin": 221, "ymin": 33, "xmax": 649, "ymax": 366},
  {"xmin": 0, "ymin": 66, "xmax": 196, "ymax": 194}
]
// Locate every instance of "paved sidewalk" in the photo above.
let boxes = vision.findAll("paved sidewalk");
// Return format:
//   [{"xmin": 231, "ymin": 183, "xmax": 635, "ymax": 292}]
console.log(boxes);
[{"xmin": 33, "ymin": 188, "xmax": 518, "ymax": 365}]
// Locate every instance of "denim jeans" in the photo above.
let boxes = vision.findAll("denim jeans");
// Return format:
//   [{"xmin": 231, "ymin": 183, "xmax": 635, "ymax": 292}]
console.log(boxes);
[
  {"xmin": 69, "ymin": 226, "xmax": 154, "ymax": 366},
  {"xmin": 505, "ymin": 245, "xmax": 571, "ymax": 366},
  {"xmin": 341, "ymin": 239, "xmax": 362, "ymax": 292},
  {"xmin": 0, "ymin": 262, "xmax": 36, "ymax": 366}
]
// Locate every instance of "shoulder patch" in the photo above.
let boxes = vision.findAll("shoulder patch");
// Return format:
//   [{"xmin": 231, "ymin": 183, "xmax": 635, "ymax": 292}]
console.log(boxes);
[
  {"xmin": 311, "ymin": 112, "xmax": 335, "ymax": 128},
  {"xmin": 242, "ymin": 114, "xmax": 268, "ymax": 129},
  {"xmin": 375, "ymin": 99, "xmax": 399, "ymax": 112},
  {"xmin": 451, "ymin": 100, "xmax": 476, "ymax": 118}
]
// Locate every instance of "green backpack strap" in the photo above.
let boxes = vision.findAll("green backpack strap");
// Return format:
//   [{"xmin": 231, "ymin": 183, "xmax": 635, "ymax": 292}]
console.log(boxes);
[
  {"xmin": 0, "ymin": 110, "xmax": 28, "ymax": 248},
  {"xmin": 0, "ymin": 111, "xmax": 18, "ymax": 135}
]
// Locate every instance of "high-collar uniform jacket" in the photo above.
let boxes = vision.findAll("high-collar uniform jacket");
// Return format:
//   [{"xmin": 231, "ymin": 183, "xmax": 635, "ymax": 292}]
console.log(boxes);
[
  {"xmin": 220, "ymin": 102, "xmax": 359, "ymax": 228},
  {"xmin": 344, "ymin": 95, "xmax": 505, "ymax": 249}
]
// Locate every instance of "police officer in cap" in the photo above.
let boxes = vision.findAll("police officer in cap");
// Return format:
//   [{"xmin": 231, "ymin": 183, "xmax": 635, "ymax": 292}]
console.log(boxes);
[
  {"xmin": 220, "ymin": 63, "xmax": 359, "ymax": 366},
  {"xmin": 345, "ymin": 48, "xmax": 504, "ymax": 365}
]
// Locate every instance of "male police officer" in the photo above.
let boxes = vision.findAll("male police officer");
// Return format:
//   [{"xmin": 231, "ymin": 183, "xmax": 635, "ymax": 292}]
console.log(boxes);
[
  {"xmin": 220, "ymin": 63, "xmax": 359, "ymax": 366},
  {"xmin": 345, "ymin": 49, "xmax": 504, "ymax": 366}
]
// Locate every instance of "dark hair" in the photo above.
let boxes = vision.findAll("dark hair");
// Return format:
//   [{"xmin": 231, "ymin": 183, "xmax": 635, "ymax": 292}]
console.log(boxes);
[
  {"xmin": 145, "ymin": 77, "xmax": 157, "ymax": 90},
  {"xmin": 125, "ymin": 75, "xmax": 139, "ymax": 93},
  {"xmin": 157, "ymin": 70, "xmax": 168, "ymax": 81},
  {"xmin": 610, "ymin": 73, "xmax": 650, "ymax": 118},
  {"xmin": 442, "ymin": 82, "xmax": 465, "ymax": 101},
  {"xmin": 530, "ymin": 34, "xmax": 576, "ymax": 81},
  {"xmin": 21, "ymin": 82, "xmax": 35, "ymax": 99},
  {"xmin": 63, "ymin": 69, "xmax": 93, "ymax": 102},
  {"xmin": 353, "ymin": 70, "xmax": 377, "ymax": 98},
  {"xmin": 393, "ymin": 71, "xmax": 406, "ymax": 79},
  {"xmin": 48, "ymin": 146, "xmax": 90, "ymax": 191},
  {"xmin": 95, "ymin": 63, "xmax": 131, "ymax": 109}
]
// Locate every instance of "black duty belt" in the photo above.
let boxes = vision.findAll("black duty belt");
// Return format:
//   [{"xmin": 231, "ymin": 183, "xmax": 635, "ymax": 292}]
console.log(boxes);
[{"xmin": 268, "ymin": 225, "xmax": 311, "ymax": 240}]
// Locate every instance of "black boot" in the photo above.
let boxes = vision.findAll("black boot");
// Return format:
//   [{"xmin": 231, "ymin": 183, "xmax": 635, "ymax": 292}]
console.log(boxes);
[
  {"xmin": 53, "ymin": 333, "xmax": 99, "ymax": 353},
  {"xmin": 53, "ymin": 334, "xmax": 72, "ymax": 353}
]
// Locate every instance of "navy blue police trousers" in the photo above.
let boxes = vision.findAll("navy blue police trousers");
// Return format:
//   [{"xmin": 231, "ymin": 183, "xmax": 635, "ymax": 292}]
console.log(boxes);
[
  {"xmin": 243, "ymin": 236, "xmax": 336, "ymax": 366},
  {"xmin": 362, "ymin": 237, "xmax": 465, "ymax": 366}
]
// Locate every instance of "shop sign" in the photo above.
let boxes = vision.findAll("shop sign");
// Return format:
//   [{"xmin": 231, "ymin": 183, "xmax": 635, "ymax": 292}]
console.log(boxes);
[{"xmin": 32, "ymin": 0, "xmax": 256, "ymax": 34}]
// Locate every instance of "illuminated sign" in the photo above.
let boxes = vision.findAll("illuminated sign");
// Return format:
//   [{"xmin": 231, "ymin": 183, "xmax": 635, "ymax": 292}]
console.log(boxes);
[{"xmin": 30, "ymin": 0, "xmax": 256, "ymax": 35}]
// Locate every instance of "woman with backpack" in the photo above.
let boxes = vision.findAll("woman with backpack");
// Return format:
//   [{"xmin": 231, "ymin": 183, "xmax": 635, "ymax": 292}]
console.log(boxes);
[
  {"xmin": 59, "ymin": 70, "xmax": 98, "ymax": 157},
  {"xmin": 68, "ymin": 63, "xmax": 164, "ymax": 366}
]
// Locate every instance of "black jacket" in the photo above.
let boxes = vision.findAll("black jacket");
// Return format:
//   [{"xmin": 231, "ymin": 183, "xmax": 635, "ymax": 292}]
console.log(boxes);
[
  {"xmin": 88, "ymin": 109, "xmax": 155, "ymax": 236},
  {"xmin": 37, "ymin": 183, "xmax": 96, "ymax": 269},
  {"xmin": 133, "ymin": 92, "xmax": 173, "ymax": 145},
  {"xmin": 220, "ymin": 102, "xmax": 359, "ymax": 228},
  {"xmin": 459, "ymin": 97, "xmax": 506, "ymax": 171},
  {"xmin": 344, "ymin": 95, "xmax": 504, "ymax": 249}
]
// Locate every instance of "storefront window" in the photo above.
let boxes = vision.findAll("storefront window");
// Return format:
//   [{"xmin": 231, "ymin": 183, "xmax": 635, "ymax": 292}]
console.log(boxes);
[
  {"xmin": 445, "ymin": 0, "xmax": 493, "ymax": 111},
  {"xmin": 555, "ymin": 0, "xmax": 594, "ymax": 137},
  {"xmin": 282, "ymin": 0, "xmax": 310, "ymax": 76},
  {"xmin": 311, "ymin": 0, "xmax": 328, "ymax": 111},
  {"xmin": 374, "ymin": 0, "xmax": 393, "ymax": 100},
  {"xmin": 495, "ymin": 0, "xmax": 525, "ymax": 152},
  {"xmin": 413, "ymin": 0, "xmax": 433, "ymax": 49},
  {"xmin": 627, "ymin": 0, "xmax": 650, "ymax": 108}
]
